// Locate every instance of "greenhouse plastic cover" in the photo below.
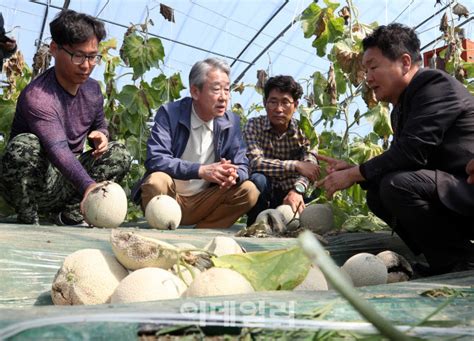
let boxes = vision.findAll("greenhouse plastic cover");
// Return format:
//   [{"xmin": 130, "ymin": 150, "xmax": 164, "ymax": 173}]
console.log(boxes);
[{"xmin": 0, "ymin": 223, "xmax": 473, "ymax": 340}]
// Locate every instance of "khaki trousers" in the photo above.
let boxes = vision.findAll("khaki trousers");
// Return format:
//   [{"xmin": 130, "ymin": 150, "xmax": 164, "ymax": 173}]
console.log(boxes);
[{"xmin": 141, "ymin": 172, "xmax": 259, "ymax": 228}]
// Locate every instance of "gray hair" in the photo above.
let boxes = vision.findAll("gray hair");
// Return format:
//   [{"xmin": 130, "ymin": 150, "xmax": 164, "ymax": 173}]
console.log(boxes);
[{"xmin": 189, "ymin": 58, "xmax": 231, "ymax": 89}]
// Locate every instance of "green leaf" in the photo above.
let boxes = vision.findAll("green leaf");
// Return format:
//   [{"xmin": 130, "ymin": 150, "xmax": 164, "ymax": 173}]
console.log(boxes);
[
  {"xmin": 212, "ymin": 246, "xmax": 311, "ymax": 291},
  {"xmin": 121, "ymin": 33, "xmax": 164, "ymax": 80},
  {"xmin": 312, "ymin": 71, "xmax": 328, "ymax": 107},
  {"xmin": 0, "ymin": 97, "xmax": 16, "ymax": 142},
  {"xmin": 313, "ymin": 25, "xmax": 330, "ymax": 57},
  {"xmin": 323, "ymin": 0, "xmax": 340, "ymax": 11},
  {"xmin": 327, "ymin": 16, "xmax": 345, "ymax": 43},
  {"xmin": 334, "ymin": 65, "xmax": 347, "ymax": 95},
  {"xmin": 365, "ymin": 102, "xmax": 393, "ymax": 138},
  {"xmin": 301, "ymin": 3, "xmax": 323, "ymax": 39},
  {"xmin": 462, "ymin": 61, "xmax": 474, "ymax": 79},
  {"xmin": 342, "ymin": 213, "xmax": 388, "ymax": 232},
  {"xmin": 140, "ymin": 80, "xmax": 162, "ymax": 111},
  {"xmin": 117, "ymin": 84, "xmax": 149, "ymax": 116},
  {"xmin": 298, "ymin": 112, "xmax": 319, "ymax": 148},
  {"xmin": 125, "ymin": 135, "xmax": 147, "ymax": 161}
]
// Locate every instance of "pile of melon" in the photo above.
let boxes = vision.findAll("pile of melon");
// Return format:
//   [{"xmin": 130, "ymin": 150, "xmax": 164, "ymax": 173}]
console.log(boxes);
[{"xmin": 51, "ymin": 230, "xmax": 413, "ymax": 306}]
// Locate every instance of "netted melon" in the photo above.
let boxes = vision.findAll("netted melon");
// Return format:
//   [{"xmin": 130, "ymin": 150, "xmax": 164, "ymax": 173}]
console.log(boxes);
[
  {"xmin": 110, "ymin": 230, "xmax": 179, "ymax": 270},
  {"xmin": 376, "ymin": 250, "xmax": 413, "ymax": 283},
  {"xmin": 276, "ymin": 204, "xmax": 299, "ymax": 224},
  {"xmin": 342, "ymin": 253, "xmax": 388, "ymax": 287},
  {"xmin": 183, "ymin": 268, "xmax": 254, "ymax": 297},
  {"xmin": 111, "ymin": 268, "xmax": 186, "ymax": 303},
  {"xmin": 51, "ymin": 249, "xmax": 128, "ymax": 305},
  {"xmin": 299, "ymin": 204, "xmax": 334, "ymax": 235},
  {"xmin": 204, "ymin": 236, "xmax": 244, "ymax": 257},
  {"xmin": 83, "ymin": 181, "xmax": 127, "ymax": 228},
  {"xmin": 294, "ymin": 265, "xmax": 328, "ymax": 291},
  {"xmin": 145, "ymin": 195, "xmax": 182, "ymax": 230}
]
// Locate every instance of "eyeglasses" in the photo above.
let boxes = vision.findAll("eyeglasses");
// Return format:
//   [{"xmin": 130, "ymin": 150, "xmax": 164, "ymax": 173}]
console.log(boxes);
[
  {"xmin": 59, "ymin": 45, "xmax": 102, "ymax": 65},
  {"xmin": 266, "ymin": 99, "xmax": 294, "ymax": 109}
]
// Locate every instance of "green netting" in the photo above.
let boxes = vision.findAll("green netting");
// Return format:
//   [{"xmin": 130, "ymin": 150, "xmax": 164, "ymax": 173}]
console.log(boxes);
[{"xmin": 1, "ymin": 223, "xmax": 473, "ymax": 340}]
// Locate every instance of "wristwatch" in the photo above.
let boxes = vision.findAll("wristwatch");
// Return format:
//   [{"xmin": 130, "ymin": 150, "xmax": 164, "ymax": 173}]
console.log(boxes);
[{"xmin": 294, "ymin": 183, "xmax": 306, "ymax": 195}]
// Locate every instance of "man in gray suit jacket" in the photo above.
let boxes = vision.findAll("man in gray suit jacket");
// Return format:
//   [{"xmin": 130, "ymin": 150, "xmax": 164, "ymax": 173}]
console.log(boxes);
[{"xmin": 317, "ymin": 23, "xmax": 474, "ymax": 275}]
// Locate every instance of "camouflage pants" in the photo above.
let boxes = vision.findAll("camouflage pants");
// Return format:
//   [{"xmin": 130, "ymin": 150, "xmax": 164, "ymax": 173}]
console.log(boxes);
[{"xmin": 0, "ymin": 133, "xmax": 131, "ymax": 224}]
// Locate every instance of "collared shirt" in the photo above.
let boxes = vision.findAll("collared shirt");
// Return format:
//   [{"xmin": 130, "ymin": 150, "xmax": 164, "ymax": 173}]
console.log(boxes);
[
  {"xmin": 174, "ymin": 105, "xmax": 215, "ymax": 196},
  {"xmin": 243, "ymin": 115, "xmax": 318, "ymax": 193}
]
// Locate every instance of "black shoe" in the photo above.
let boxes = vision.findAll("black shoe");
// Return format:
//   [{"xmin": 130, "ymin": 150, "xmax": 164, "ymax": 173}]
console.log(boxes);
[{"xmin": 55, "ymin": 212, "xmax": 89, "ymax": 227}]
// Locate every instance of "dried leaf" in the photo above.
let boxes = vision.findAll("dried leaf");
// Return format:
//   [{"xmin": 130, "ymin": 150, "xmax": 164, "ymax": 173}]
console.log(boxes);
[
  {"xmin": 232, "ymin": 82, "xmax": 245, "ymax": 94},
  {"xmin": 256, "ymin": 69, "xmax": 268, "ymax": 94},
  {"xmin": 334, "ymin": 41, "xmax": 365, "ymax": 86},
  {"xmin": 338, "ymin": 6, "xmax": 350, "ymax": 25},
  {"xmin": 362, "ymin": 82, "xmax": 378, "ymax": 109},
  {"xmin": 160, "ymin": 3, "xmax": 175, "ymax": 23},
  {"xmin": 421, "ymin": 287, "xmax": 468, "ymax": 298},
  {"xmin": 455, "ymin": 66, "xmax": 466, "ymax": 82},
  {"xmin": 453, "ymin": 3, "xmax": 469, "ymax": 20},
  {"xmin": 439, "ymin": 12, "xmax": 448, "ymax": 33},
  {"xmin": 326, "ymin": 63, "xmax": 337, "ymax": 105},
  {"xmin": 4, "ymin": 50, "xmax": 24, "ymax": 82},
  {"xmin": 32, "ymin": 43, "xmax": 51, "ymax": 79}
]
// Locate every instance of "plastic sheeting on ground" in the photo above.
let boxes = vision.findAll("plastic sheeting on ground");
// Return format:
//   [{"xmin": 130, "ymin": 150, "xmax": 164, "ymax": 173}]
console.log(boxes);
[{"xmin": 0, "ymin": 223, "xmax": 473, "ymax": 339}]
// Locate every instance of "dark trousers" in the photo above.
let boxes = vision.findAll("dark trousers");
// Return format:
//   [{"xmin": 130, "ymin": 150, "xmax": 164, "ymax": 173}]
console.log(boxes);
[
  {"xmin": 365, "ymin": 170, "xmax": 473, "ymax": 272},
  {"xmin": 246, "ymin": 173, "xmax": 287, "ymax": 226},
  {"xmin": 246, "ymin": 173, "xmax": 317, "ymax": 226},
  {"xmin": 0, "ymin": 133, "xmax": 131, "ymax": 224}
]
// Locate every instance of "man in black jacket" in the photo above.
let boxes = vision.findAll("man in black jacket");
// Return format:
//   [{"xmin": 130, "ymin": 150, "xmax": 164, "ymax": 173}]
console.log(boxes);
[{"xmin": 317, "ymin": 23, "xmax": 474, "ymax": 275}]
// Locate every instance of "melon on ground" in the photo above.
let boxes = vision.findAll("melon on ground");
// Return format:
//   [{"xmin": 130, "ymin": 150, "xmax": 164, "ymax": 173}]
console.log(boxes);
[
  {"xmin": 299, "ymin": 204, "xmax": 334, "ymax": 235},
  {"xmin": 276, "ymin": 204, "xmax": 299, "ymax": 225},
  {"xmin": 145, "ymin": 195, "xmax": 182, "ymax": 230},
  {"xmin": 204, "ymin": 236, "xmax": 244, "ymax": 257},
  {"xmin": 110, "ymin": 229, "xmax": 179, "ymax": 270},
  {"xmin": 83, "ymin": 181, "xmax": 127, "ymax": 228},
  {"xmin": 327, "ymin": 267, "xmax": 354, "ymax": 289},
  {"xmin": 111, "ymin": 268, "xmax": 186, "ymax": 304},
  {"xmin": 51, "ymin": 249, "xmax": 128, "ymax": 305},
  {"xmin": 183, "ymin": 268, "xmax": 254, "ymax": 297},
  {"xmin": 342, "ymin": 253, "xmax": 388, "ymax": 287},
  {"xmin": 376, "ymin": 250, "xmax": 413, "ymax": 283},
  {"xmin": 294, "ymin": 265, "xmax": 328, "ymax": 291},
  {"xmin": 255, "ymin": 208, "xmax": 286, "ymax": 234}
]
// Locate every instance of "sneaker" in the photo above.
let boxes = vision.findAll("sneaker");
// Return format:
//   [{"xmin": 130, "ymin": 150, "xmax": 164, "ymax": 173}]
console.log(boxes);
[{"xmin": 55, "ymin": 212, "xmax": 90, "ymax": 227}]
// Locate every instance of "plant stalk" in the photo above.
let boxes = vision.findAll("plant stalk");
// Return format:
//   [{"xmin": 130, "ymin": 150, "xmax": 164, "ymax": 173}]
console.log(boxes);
[{"xmin": 298, "ymin": 230, "xmax": 411, "ymax": 340}]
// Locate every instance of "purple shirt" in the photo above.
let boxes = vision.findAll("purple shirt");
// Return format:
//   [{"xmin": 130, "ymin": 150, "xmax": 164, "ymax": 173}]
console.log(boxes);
[{"xmin": 11, "ymin": 67, "xmax": 108, "ymax": 195}]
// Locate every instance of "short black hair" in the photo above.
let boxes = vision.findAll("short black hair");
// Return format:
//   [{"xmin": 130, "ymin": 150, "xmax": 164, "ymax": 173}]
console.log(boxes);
[
  {"xmin": 50, "ymin": 9, "xmax": 106, "ymax": 45},
  {"xmin": 264, "ymin": 75, "xmax": 303, "ymax": 102},
  {"xmin": 362, "ymin": 23, "xmax": 421, "ymax": 64}
]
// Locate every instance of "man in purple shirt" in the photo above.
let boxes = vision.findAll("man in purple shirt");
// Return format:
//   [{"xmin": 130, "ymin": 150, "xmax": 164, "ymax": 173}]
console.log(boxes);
[{"xmin": 0, "ymin": 10, "xmax": 130, "ymax": 225}]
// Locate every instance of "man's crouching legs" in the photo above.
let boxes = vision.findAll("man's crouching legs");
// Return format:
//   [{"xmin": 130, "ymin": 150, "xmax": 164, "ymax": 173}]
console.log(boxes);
[{"xmin": 0, "ymin": 134, "xmax": 47, "ymax": 224}]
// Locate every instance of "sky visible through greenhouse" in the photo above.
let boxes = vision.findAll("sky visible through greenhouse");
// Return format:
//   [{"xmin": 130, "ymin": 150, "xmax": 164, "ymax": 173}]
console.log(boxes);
[{"xmin": 1, "ymin": 0, "xmax": 473, "ymax": 137}]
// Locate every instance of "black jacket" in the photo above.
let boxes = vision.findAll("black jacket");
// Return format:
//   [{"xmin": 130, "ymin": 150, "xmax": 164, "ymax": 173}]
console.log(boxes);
[{"xmin": 360, "ymin": 68, "xmax": 474, "ymax": 215}]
